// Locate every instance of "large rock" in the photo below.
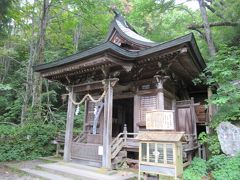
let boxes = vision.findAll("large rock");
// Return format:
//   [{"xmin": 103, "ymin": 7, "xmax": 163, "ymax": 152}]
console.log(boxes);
[{"xmin": 217, "ymin": 122, "xmax": 240, "ymax": 156}]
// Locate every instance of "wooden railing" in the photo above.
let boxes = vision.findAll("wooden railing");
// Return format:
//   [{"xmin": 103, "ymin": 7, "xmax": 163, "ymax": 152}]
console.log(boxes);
[
  {"xmin": 111, "ymin": 133, "xmax": 124, "ymax": 159},
  {"xmin": 73, "ymin": 132, "xmax": 87, "ymax": 143},
  {"xmin": 110, "ymin": 125, "xmax": 138, "ymax": 159}
]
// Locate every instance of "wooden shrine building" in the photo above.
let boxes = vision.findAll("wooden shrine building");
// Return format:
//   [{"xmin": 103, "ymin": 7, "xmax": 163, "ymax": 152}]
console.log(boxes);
[{"xmin": 34, "ymin": 11, "xmax": 209, "ymax": 169}]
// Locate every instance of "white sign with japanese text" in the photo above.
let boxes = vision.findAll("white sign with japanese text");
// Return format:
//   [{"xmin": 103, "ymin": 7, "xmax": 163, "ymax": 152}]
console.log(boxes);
[{"xmin": 146, "ymin": 110, "xmax": 175, "ymax": 130}]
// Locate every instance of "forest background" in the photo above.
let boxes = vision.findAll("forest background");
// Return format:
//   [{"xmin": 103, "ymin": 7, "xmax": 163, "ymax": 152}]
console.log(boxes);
[{"xmin": 0, "ymin": 0, "xmax": 239, "ymax": 179}]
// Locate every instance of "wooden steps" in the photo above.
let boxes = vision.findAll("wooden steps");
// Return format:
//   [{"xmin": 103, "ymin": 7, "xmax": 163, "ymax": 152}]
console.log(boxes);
[{"xmin": 110, "ymin": 131, "xmax": 139, "ymax": 169}]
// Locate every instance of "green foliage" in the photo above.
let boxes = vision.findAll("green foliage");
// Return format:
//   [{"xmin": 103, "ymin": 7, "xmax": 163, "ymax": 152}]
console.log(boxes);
[
  {"xmin": 210, "ymin": 154, "xmax": 240, "ymax": 180},
  {"xmin": 207, "ymin": 154, "xmax": 228, "ymax": 171},
  {"xmin": 198, "ymin": 132, "xmax": 221, "ymax": 155},
  {"xmin": 183, "ymin": 158, "xmax": 207, "ymax": 180},
  {"xmin": 0, "ymin": 123, "xmax": 57, "ymax": 161},
  {"xmin": 195, "ymin": 45, "xmax": 240, "ymax": 155},
  {"xmin": 1, "ymin": 98, "xmax": 23, "ymax": 123},
  {"xmin": 0, "ymin": 83, "xmax": 12, "ymax": 90},
  {"xmin": 184, "ymin": 154, "xmax": 240, "ymax": 180},
  {"xmin": 205, "ymin": 46, "xmax": 240, "ymax": 126}
]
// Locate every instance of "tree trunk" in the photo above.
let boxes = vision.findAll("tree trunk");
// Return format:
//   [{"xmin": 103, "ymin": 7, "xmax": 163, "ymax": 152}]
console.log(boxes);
[
  {"xmin": 73, "ymin": 23, "xmax": 81, "ymax": 53},
  {"xmin": 32, "ymin": 0, "xmax": 50, "ymax": 116},
  {"xmin": 198, "ymin": 0, "xmax": 217, "ymax": 56},
  {"xmin": 21, "ymin": 11, "xmax": 36, "ymax": 124}
]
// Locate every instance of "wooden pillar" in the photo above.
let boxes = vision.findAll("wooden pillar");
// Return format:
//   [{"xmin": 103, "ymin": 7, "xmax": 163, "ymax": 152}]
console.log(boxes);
[
  {"xmin": 133, "ymin": 95, "xmax": 140, "ymax": 133},
  {"xmin": 63, "ymin": 88, "xmax": 76, "ymax": 161},
  {"xmin": 207, "ymin": 87, "xmax": 213, "ymax": 122},
  {"xmin": 82, "ymin": 100, "xmax": 88, "ymax": 135},
  {"xmin": 102, "ymin": 79, "xmax": 118, "ymax": 169},
  {"xmin": 157, "ymin": 90, "xmax": 164, "ymax": 110},
  {"xmin": 190, "ymin": 97, "xmax": 197, "ymax": 136},
  {"xmin": 172, "ymin": 99, "xmax": 177, "ymax": 130}
]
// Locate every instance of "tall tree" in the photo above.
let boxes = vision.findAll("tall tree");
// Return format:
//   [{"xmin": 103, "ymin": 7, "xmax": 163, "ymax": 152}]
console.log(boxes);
[
  {"xmin": 21, "ymin": 0, "xmax": 38, "ymax": 124},
  {"xmin": 32, "ymin": 0, "xmax": 51, "ymax": 115},
  {"xmin": 198, "ymin": 0, "xmax": 217, "ymax": 56}
]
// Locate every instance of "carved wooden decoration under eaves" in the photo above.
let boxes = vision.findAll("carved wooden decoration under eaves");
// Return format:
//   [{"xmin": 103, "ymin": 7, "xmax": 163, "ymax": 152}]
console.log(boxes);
[{"xmin": 110, "ymin": 30, "xmax": 146, "ymax": 50}]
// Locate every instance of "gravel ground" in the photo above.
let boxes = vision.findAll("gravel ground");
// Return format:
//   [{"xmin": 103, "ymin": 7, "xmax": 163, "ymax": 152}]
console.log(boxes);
[{"xmin": 0, "ymin": 159, "xmax": 46, "ymax": 180}]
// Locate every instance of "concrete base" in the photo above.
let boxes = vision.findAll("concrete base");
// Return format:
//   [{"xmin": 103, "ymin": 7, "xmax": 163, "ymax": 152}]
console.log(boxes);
[{"xmin": 22, "ymin": 168, "xmax": 72, "ymax": 180}]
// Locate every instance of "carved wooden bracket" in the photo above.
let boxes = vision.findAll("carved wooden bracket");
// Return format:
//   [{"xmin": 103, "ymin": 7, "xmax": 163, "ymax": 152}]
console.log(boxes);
[{"xmin": 102, "ymin": 78, "xmax": 119, "ymax": 88}]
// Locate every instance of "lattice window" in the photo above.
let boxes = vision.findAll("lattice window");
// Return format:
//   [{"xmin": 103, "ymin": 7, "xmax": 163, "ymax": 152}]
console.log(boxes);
[{"xmin": 140, "ymin": 95, "xmax": 157, "ymax": 122}]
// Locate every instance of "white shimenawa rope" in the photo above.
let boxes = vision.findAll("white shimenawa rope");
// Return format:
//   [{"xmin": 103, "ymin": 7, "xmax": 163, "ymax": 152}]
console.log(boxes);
[{"xmin": 67, "ymin": 89, "xmax": 107, "ymax": 106}]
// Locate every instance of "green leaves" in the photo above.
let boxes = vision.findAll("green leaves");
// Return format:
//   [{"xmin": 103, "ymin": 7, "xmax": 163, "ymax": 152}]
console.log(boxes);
[
  {"xmin": 0, "ymin": 123, "xmax": 57, "ymax": 161},
  {"xmin": 198, "ymin": 132, "xmax": 221, "ymax": 155},
  {"xmin": 208, "ymin": 45, "xmax": 240, "ymax": 125},
  {"xmin": 183, "ymin": 157, "xmax": 208, "ymax": 180},
  {"xmin": 184, "ymin": 154, "xmax": 240, "ymax": 180},
  {"xmin": 0, "ymin": 83, "xmax": 12, "ymax": 91},
  {"xmin": 195, "ymin": 45, "xmax": 240, "ymax": 155}
]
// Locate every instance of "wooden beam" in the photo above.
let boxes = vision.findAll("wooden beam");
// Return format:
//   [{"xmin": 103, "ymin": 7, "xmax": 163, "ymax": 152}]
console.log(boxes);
[
  {"xmin": 113, "ymin": 92, "xmax": 134, "ymax": 100},
  {"xmin": 72, "ymin": 80, "xmax": 104, "ymax": 92},
  {"xmin": 63, "ymin": 88, "xmax": 76, "ymax": 161}
]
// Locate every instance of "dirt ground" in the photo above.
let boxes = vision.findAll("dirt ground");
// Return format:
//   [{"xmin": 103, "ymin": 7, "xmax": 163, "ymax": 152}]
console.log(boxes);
[{"xmin": 0, "ymin": 165, "xmax": 37, "ymax": 180}]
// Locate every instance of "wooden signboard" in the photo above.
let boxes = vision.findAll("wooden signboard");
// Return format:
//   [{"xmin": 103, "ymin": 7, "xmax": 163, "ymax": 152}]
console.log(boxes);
[{"xmin": 146, "ymin": 110, "xmax": 175, "ymax": 130}]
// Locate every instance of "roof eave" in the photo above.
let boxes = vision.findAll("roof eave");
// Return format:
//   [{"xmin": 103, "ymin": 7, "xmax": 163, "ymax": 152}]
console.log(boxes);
[{"xmin": 33, "ymin": 33, "xmax": 206, "ymax": 74}]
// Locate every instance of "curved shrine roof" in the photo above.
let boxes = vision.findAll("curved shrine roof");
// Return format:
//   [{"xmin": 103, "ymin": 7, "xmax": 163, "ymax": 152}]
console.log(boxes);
[
  {"xmin": 34, "ymin": 33, "xmax": 205, "ymax": 72},
  {"xmin": 104, "ymin": 13, "xmax": 158, "ymax": 47},
  {"xmin": 33, "ymin": 12, "xmax": 206, "ymax": 89}
]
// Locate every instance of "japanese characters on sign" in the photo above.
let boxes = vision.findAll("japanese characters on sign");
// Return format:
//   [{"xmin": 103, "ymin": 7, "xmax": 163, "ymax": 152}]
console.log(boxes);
[{"xmin": 146, "ymin": 110, "xmax": 175, "ymax": 130}]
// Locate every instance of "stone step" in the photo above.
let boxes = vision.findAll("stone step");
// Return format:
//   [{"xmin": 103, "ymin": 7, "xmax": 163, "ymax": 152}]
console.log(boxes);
[
  {"xmin": 38, "ymin": 156, "xmax": 62, "ymax": 163},
  {"xmin": 71, "ymin": 158, "xmax": 102, "ymax": 168},
  {"xmin": 22, "ymin": 168, "xmax": 73, "ymax": 180},
  {"xmin": 38, "ymin": 163, "xmax": 118, "ymax": 180},
  {"xmin": 59, "ymin": 161, "xmax": 101, "ymax": 172}
]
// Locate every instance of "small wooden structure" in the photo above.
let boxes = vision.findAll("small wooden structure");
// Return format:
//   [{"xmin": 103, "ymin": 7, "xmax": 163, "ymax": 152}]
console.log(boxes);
[
  {"xmin": 34, "ymin": 10, "xmax": 209, "ymax": 169},
  {"xmin": 136, "ymin": 131, "xmax": 185, "ymax": 179}
]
